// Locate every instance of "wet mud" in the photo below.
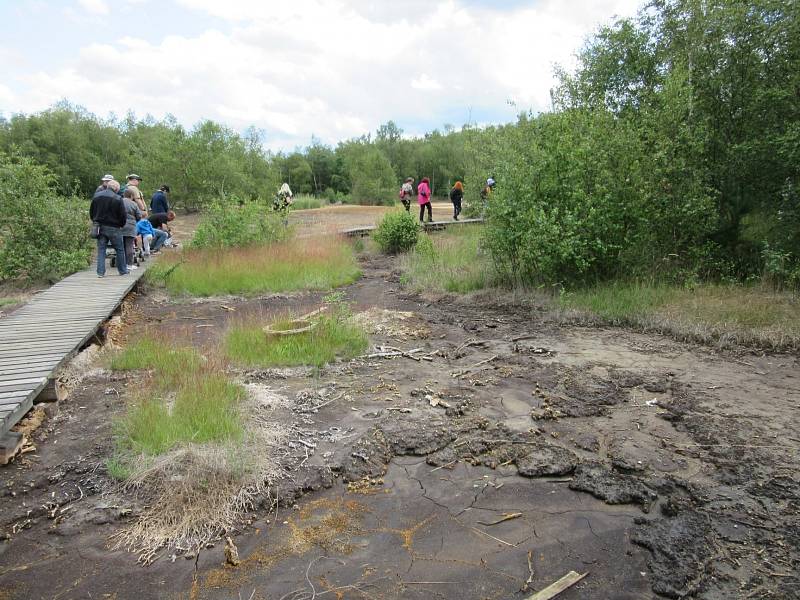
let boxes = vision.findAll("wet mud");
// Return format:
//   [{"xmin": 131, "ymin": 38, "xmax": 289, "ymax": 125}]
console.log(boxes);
[{"xmin": 1, "ymin": 252, "xmax": 798, "ymax": 599}]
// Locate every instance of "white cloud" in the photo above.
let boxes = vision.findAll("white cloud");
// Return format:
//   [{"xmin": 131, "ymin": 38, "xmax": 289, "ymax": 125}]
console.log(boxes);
[
  {"xmin": 411, "ymin": 74, "xmax": 443, "ymax": 91},
  {"xmin": 4, "ymin": 0, "xmax": 642, "ymax": 150},
  {"xmin": 78, "ymin": 0, "xmax": 110, "ymax": 15}
]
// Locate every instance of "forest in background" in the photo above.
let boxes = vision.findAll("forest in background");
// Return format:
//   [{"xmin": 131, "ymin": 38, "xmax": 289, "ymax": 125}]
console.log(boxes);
[{"xmin": 0, "ymin": 0, "xmax": 797, "ymax": 287}]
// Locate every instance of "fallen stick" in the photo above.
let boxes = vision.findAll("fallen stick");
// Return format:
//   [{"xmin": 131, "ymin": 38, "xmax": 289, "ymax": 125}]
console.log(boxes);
[
  {"xmin": 477, "ymin": 512, "xmax": 522, "ymax": 526},
  {"xmin": 452, "ymin": 355, "xmax": 498, "ymax": 377},
  {"xmin": 511, "ymin": 334, "xmax": 537, "ymax": 342},
  {"xmin": 470, "ymin": 526, "xmax": 514, "ymax": 547},
  {"xmin": 524, "ymin": 571, "xmax": 588, "ymax": 600}
]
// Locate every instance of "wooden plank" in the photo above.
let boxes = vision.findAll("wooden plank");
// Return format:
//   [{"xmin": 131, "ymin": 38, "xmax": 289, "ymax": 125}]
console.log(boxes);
[
  {"xmin": 524, "ymin": 571, "xmax": 588, "ymax": 600},
  {"xmin": 0, "ymin": 390, "xmax": 33, "ymax": 400},
  {"xmin": 0, "ymin": 341, "xmax": 81, "ymax": 354},
  {"xmin": 0, "ymin": 397, "xmax": 27, "ymax": 407},
  {"xmin": 0, "ymin": 330, "xmax": 95, "ymax": 344},
  {"xmin": 0, "ymin": 378, "xmax": 47, "ymax": 393},
  {"xmin": 1, "ymin": 328, "xmax": 97, "ymax": 341},
  {"xmin": 0, "ymin": 369, "xmax": 54, "ymax": 382},
  {"xmin": 0, "ymin": 354, "xmax": 65, "ymax": 367}
]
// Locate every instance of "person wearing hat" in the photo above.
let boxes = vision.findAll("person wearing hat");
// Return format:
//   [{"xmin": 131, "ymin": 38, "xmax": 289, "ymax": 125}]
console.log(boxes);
[
  {"xmin": 399, "ymin": 177, "xmax": 414, "ymax": 212},
  {"xmin": 95, "ymin": 174, "xmax": 114, "ymax": 193},
  {"xmin": 150, "ymin": 184, "xmax": 170, "ymax": 215},
  {"xmin": 89, "ymin": 179, "xmax": 129, "ymax": 277},
  {"xmin": 125, "ymin": 174, "xmax": 147, "ymax": 214}
]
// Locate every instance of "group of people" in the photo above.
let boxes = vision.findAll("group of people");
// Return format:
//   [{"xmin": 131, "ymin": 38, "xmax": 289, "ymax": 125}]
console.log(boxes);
[
  {"xmin": 89, "ymin": 173, "xmax": 176, "ymax": 277},
  {"xmin": 398, "ymin": 177, "xmax": 496, "ymax": 222}
]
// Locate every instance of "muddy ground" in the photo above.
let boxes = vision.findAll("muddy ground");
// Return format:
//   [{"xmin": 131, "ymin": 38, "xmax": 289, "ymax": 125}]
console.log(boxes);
[{"xmin": 1, "ymin": 252, "xmax": 798, "ymax": 600}]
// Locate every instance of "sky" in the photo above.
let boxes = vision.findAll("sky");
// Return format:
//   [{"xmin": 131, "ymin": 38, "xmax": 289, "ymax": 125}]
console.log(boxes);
[{"xmin": 0, "ymin": 0, "xmax": 642, "ymax": 152}]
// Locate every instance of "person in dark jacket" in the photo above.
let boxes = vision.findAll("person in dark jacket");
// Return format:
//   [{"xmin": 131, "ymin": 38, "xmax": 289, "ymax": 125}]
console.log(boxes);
[
  {"xmin": 150, "ymin": 185, "xmax": 170, "ymax": 214},
  {"xmin": 89, "ymin": 179, "xmax": 129, "ymax": 277},
  {"xmin": 449, "ymin": 181, "xmax": 464, "ymax": 220}
]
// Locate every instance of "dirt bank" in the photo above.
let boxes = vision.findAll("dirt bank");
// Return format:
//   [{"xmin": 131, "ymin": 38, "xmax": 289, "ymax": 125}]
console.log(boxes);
[{"xmin": 0, "ymin": 252, "xmax": 797, "ymax": 599}]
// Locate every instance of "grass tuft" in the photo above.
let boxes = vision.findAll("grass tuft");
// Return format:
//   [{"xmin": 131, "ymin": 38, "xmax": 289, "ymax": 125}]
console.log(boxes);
[
  {"xmin": 399, "ymin": 226, "xmax": 494, "ymax": 293},
  {"xmin": 109, "ymin": 338, "xmax": 202, "ymax": 387},
  {"xmin": 148, "ymin": 236, "xmax": 361, "ymax": 296},
  {"xmin": 226, "ymin": 312, "xmax": 368, "ymax": 367},
  {"xmin": 290, "ymin": 194, "xmax": 325, "ymax": 210},
  {"xmin": 118, "ymin": 373, "xmax": 244, "ymax": 456},
  {"xmin": 560, "ymin": 282, "xmax": 800, "ymax": 350}
]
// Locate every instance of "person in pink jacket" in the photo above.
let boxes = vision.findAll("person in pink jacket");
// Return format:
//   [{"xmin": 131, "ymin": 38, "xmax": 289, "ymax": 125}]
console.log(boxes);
[{"xmin": 417, "ymin": 176, "xmax": 432, "ymax": 223}]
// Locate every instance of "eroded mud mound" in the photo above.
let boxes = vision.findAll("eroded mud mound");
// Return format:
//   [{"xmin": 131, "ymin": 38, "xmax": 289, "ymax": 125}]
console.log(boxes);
[{"xmin": 632, "ymin": 512, "xmax": 714, "ymax": 598}]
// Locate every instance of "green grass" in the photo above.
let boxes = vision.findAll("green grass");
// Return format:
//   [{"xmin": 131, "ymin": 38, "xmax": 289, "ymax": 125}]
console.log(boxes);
[
  {"xmin": 109, "ymin": 337, "xmax": 246, "ymax": 461},
  {"xmin": 117, "ymin": 373, "xmax": 245, "ymax": 456},
  {"xmin": 560, "ymin": 283, "xmax": 679, "ymax": 321},
  {"xmin": 225, "ymin": 313, "xmax": 368, "ymax": 367},
  {"xmin": 109, "ymin": 338, "xmax": 202, "ymax": 388},
  {"xmin": 0, "ymin": 298, "xmax": 19, "ymax": 308},
  {"xmin": 560, "ymin": 282, "xmax": 800, "ymax": 349},
  {"xmin": 150, "ymin": 236, "xmax": 361, "ymax": 296},
  {"xmin": 399, "ymin": 226, "xmax": 494, "ymax": 293},
  {"xmin": 291, "ymin": 194, "xmax": 324, "ymax": 210}
]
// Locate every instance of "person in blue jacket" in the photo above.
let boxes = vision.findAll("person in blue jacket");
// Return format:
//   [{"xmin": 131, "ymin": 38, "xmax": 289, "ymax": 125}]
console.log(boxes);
[
  {"xmin": 136, "ymin": 215, "xmax": 168, "ymax": 255},
  {"xmin": 150, "ymin": 184, "xmax": 170, "ymax": 214}
]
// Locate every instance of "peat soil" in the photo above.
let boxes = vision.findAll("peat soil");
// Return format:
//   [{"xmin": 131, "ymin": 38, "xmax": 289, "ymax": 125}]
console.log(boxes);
[{"xmin": 0, "ymin": 253, "xmax": 798, "ymax": 600}]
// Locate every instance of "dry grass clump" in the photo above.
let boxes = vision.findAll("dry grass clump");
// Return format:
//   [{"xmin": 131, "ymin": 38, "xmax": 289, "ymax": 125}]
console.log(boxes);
[
  {"xmin": 108, "ymin": 336, "xmax": 292, "ymax": 562},
  {"xmin": 109, "ymin": 387, "xmax": 289, "ymax": 563}
]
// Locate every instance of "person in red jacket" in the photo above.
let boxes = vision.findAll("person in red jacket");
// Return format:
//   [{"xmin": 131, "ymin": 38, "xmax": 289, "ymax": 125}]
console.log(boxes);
[{"xmin": 417, "ymin": 177, "xmax": 432, "ymax": 223}]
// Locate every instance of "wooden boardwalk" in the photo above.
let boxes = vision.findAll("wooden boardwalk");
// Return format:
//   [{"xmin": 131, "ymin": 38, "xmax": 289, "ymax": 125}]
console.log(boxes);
[
  {"xmin": 0, "ymin": 265, "xmax": 147, "ymax": 444},
  {"xmin": 342, "ymin": 217, "xmax": 483, "ymax": 238}
]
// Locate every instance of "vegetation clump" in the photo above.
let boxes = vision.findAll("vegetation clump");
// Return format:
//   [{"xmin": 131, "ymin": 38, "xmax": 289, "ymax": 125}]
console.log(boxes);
[
  {"xmin": 0, "ymin": 153, "xmax": 92, "ymax": 282},
  {"xmin": 226, "ymin": 301, "xmax": 368, "ymax": 368},
  {"xmin": 148, "ymin": 235, "xmax": 361, "ymax": 296},
  {"xmin": 190, "ymin": 200, "xmax": 290, "ymax": 249},
  {"xmin": 107, "ymin": 338, "xmax": 286, "ymax": 562},
  {"xmin": 400, "ymin": 228, "xmax": 493, "ymax": 293},
  {"xmin": 373, "ymin": 210, "xmax": 419, "ymax": 254}
]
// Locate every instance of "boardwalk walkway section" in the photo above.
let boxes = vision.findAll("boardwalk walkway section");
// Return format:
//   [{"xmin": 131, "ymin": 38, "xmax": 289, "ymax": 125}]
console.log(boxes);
[
  {"xmin": 0, "ymin": 266, "xmax": 147, "ymax": 455},
  {"xmin": 342, "ymin": 217, "xmax": 483, "ymax": 238}
]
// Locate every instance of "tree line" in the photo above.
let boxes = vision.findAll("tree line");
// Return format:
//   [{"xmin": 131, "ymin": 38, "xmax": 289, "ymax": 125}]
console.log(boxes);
[
  {"xmin": 1, "ymin": 0, "xmax": 797, "ymax": 287},
  {"xmin": 0, "ymin": 104, "xmax": 467, "ymax": 209}
]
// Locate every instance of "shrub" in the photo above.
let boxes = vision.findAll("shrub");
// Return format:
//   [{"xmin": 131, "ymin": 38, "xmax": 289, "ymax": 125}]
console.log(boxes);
[
  {"xmin": 0, "ymin": 153, "xmax": 92, "ymax": 282},
  {"xmin": 373, "ymin": 210, "xmax": 418, "ymax": 253},
  {"xmin": 190, "ymin": 199, "xmax": 290, "ymax": 249}
]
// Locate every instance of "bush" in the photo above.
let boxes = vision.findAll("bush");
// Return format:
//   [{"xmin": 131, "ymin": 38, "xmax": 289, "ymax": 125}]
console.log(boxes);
[
  {"xmin": 0, "ymin": 153, "xmax": 93, "ymax": 283},
  {"xmin": 373, "ymin": 210, "xmax": 419, "ymax": 253},
  {"xmin": 190, "ymin": 199, "xmax": 290, "ymax": 249}
]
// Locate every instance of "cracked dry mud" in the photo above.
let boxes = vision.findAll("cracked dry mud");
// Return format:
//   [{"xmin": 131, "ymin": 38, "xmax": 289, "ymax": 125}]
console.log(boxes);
[{"xmin": 1, "ymin": 253, "xmax": 799, "ymax": 599}]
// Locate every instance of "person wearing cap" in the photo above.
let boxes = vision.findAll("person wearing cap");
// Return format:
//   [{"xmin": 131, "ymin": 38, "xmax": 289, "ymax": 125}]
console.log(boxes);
[
  {"xmin": 89, "ymin": 179, "xmax": 129, "ymax": 277},
  {"xmin": 150, "ymin": 184, "xmax": 170, "ymax": 215},
  {"xmin": 95, "ymin": 174, "xmax": 114, "ymax": 193},
  {"xmin": 399, "ymin": 177, "xmax": 414, "ymax": 212},
  {"xmin": 125, "ymin": 174, "xmax": 147, "ymax": 214}
]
